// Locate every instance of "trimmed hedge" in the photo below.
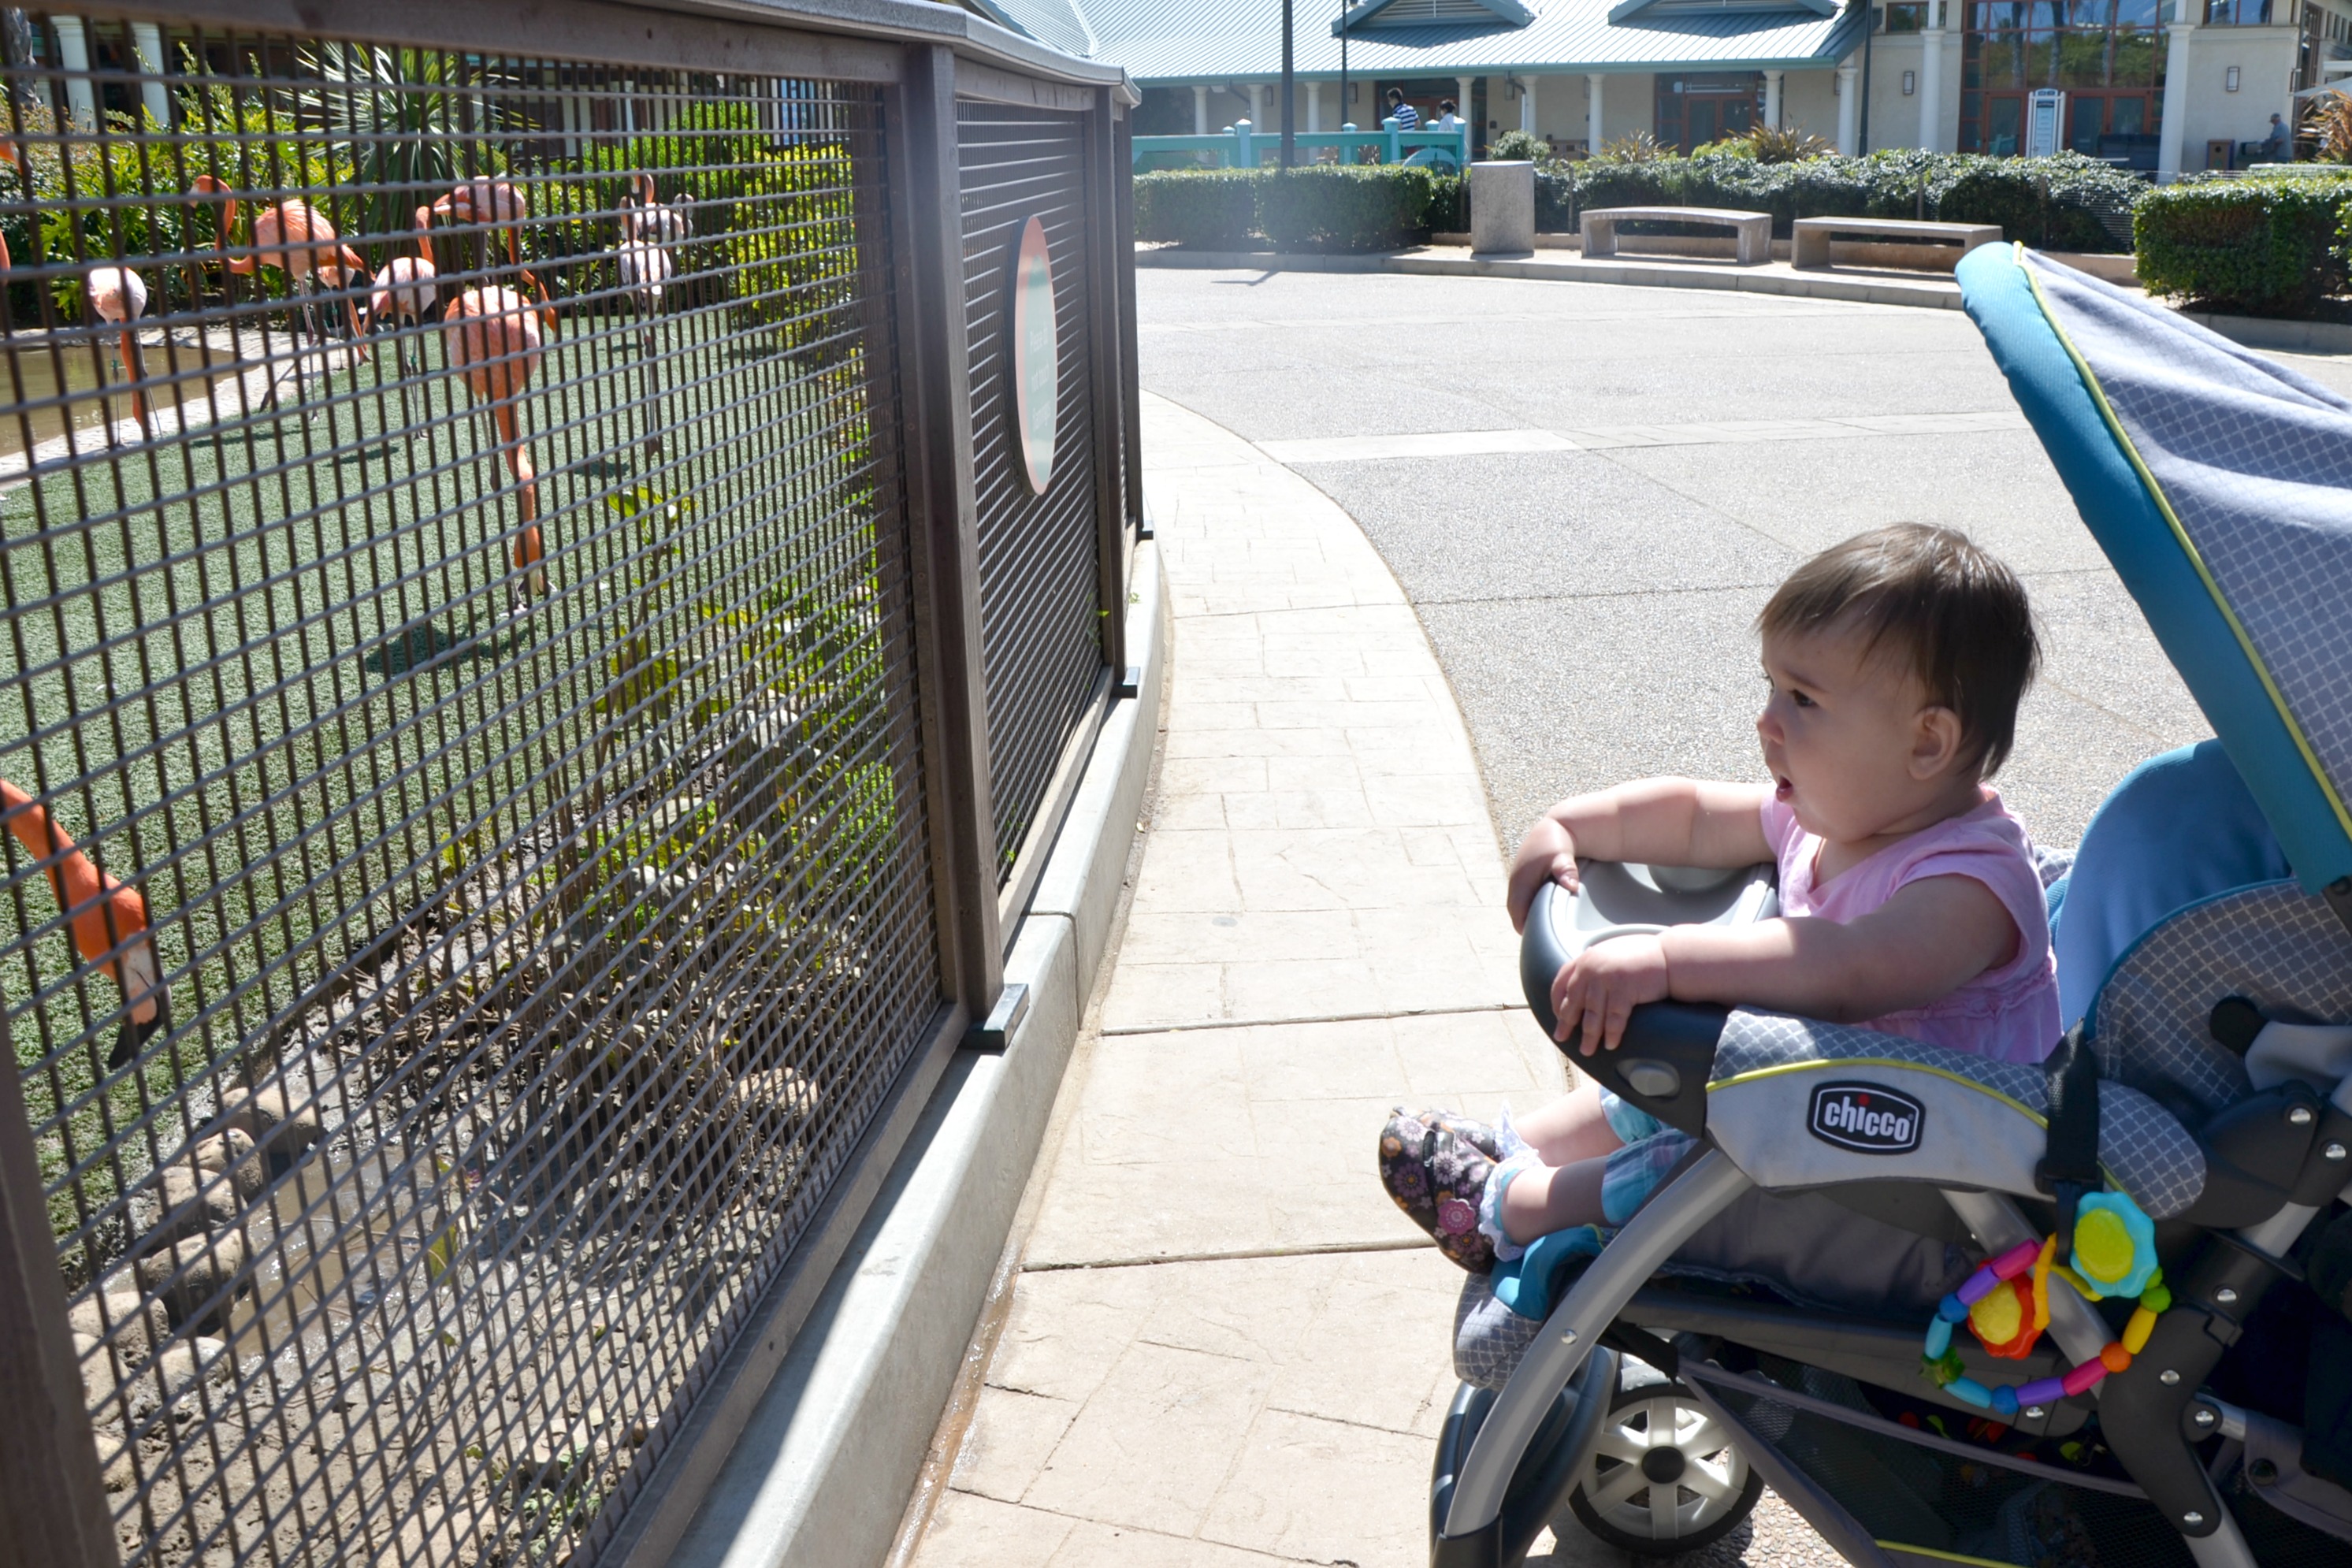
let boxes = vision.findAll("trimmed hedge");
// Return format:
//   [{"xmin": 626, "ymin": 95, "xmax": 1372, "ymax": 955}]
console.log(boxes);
[
  {"xmin": 1132, "ymin": 150, "xmax": 2145, "ymax": 255},
  {"xmin": 1259, "ymin": 165, "xmax": 1440, "ymax": 251},
  {"xmin": 1134, "ymin": 169, "xmax": 1259, "ymax": 249},
  {"xmin": 2135, "ymin": 174, "xmax": 2352, "ymax": 315}
]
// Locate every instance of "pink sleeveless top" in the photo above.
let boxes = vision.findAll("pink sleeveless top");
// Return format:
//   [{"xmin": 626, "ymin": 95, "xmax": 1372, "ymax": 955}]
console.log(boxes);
[{"xmin": 1759, "ymin": 791, "xmax": 2061, "ymax": 1065}]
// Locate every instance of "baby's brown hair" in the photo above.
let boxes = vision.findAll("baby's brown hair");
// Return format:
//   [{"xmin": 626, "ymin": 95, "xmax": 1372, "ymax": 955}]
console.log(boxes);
[{"xmin": 1757, "ymin": 523, "xmax": 2038, "ymax": 777}]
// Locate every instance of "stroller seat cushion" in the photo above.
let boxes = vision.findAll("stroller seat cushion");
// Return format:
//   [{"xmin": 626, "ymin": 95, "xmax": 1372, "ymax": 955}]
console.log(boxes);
[
  {"xmin": 2090, "ymin": 878, "xmax": 2352, "ymax": 1119},
  {"xmin": 1707, "ymin": 1010, "xmax": 2206, "ymax": 1218}
]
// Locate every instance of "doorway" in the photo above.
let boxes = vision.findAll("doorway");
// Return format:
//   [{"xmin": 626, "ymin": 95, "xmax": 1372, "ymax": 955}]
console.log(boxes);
[{"xmin": 1655, "ymin": 72, "xmax": 1763, "ymax": 152}]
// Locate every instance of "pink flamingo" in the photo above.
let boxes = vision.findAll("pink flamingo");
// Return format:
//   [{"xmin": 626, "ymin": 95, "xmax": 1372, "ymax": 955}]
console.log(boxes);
[
  {"xmin": 443, "ymin": 284, "xmax": 554, "ymax": 603},
  {"xmin": 189, "ymin": 174, "xmax": 370, "ymax": 370},
  {"xmin": 366, "ymin": 243, "xmax": 438, "ymax": 377},
  {"xmin": 622, "ymin": 173, "xmax": 689, "ymax": 247},
  {"xmin": 418, "ymin": 178, "xmax": 528, "ymax": 273},
  {"xmin": 87, "ymin": 264, "xmax": 152, "ymax": 439},
  {"xmin": 1, "ymin": 778, "xmax": 168, "ymax": 1069}
]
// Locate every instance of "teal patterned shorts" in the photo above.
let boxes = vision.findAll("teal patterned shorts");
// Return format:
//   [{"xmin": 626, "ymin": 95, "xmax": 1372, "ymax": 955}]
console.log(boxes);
[{"xmin": 1598, "ymin": 1090, "xmax": 1696, "ymax": 1225}]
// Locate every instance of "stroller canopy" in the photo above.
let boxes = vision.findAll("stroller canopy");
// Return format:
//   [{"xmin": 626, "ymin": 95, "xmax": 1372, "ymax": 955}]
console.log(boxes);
[{"xmin": 1958, "ymin": 244, "xmax": 2352, "ymax": 897}]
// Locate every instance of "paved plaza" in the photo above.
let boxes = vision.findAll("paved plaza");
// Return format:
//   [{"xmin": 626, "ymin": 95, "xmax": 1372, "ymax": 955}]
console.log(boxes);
[{"xmin": 906, "ymin": 273, "xmax": 2352, "ymax": 1567}]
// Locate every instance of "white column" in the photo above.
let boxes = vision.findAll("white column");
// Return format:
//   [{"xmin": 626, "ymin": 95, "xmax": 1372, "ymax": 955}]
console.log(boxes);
[
  {"xmin": 1837, "ymin": 63, "xmax": 1860, "ymax": 154},
  {"xmin": 1919, "ymin": 0, "xmax": 1945, "ymax": 150},
  {"xmin": 2158, "ymin": 19, "xmax": 2195, "ymax": 178},
  {"xmin": 129, "ymin": 22, "xmax": 170, "ymax": 129},
  {"xmin": 1588, "ymin": 72, "xmax": 1605, "ymax": 150},
  {"xmin": 1195, "ymin": 84, "xmax": 1210, "ymax": 135},
  {"xmin": 1459, "ymin": 75, "xmax": 1476, "ymax": 125},
  {"xmin": 1307, "ymin": 80, "xmax": 1323, "ymax": 132},
  {"xmin": 1249, "ymin": 83, "xmax": 1265, "ymax": 128},
  {"xmin": 51, "ymin": 17, "xmax": 96, "ymax": 130},
  {"xmin": 1763, "ymin": 69, "xmax": 1784, "ymax": 129},
  {"xmin": 1521, "ymin": 74, "xmax": 1539, "ymax": 134}
]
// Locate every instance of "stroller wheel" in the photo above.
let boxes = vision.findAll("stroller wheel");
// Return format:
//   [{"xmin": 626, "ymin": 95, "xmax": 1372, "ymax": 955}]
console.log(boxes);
[{"xmin": 1566, "ymin": 1383, "xmax": 1763, "ymax": 1555}]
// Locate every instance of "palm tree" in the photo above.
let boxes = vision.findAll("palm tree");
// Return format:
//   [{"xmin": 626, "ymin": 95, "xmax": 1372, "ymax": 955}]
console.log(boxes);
[{"xmin": 295, "ymin": 43, "xmax": 512, "ymax": 255}]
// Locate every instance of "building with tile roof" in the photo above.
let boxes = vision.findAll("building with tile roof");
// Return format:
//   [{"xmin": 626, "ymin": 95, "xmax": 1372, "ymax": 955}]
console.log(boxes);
[{"xmin": 969, "ymin": 0, "xmax": 2349, "ymax": 176}]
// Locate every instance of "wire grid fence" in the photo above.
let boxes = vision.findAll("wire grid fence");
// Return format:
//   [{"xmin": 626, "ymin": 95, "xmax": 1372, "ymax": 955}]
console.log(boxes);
[
  {"xmin": 958, "ymin": 101, "xmax": 1105, "ymax": 882},
  {"xmin": 0, "ymin": 22, "xmax": 949, "ymax": 1566}
]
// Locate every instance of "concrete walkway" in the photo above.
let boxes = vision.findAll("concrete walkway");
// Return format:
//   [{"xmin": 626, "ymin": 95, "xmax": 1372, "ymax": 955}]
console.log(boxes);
[{"xmin": 908, "ymin": 393, "xmax": 1581, "ymax": 1566}]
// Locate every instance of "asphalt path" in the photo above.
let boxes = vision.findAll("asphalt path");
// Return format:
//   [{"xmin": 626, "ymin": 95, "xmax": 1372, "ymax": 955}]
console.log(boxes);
[{"xmin": 1135, "ymin": 266, "xmax": 2352, "ymax": 854}]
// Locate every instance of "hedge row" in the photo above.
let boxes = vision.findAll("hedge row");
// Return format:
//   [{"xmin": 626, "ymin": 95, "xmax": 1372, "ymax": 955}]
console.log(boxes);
[
  {"xmin": 2133, "ymin": 173, "xmax": 2352, "ymax": 315},
  {"xmin": 1136, "ymin": 150, "xmax": 2147, "ymax": 254}
]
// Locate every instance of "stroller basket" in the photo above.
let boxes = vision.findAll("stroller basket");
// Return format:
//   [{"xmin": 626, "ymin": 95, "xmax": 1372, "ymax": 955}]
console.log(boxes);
[{"xmin": 1685, "ymin": 1361, "xmax": 2197, "ymax": 1568}]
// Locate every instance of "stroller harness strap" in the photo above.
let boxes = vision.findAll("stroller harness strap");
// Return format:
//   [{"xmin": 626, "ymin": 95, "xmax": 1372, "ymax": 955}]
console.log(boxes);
[{"xmin": 2036, "ymin": 1022, "xmax": 2102, "ymax": 1265}]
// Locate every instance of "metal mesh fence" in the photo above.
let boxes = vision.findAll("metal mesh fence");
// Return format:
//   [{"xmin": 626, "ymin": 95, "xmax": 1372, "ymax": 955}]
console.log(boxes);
[
  {"xmin": 957, "ymin": 101, "xmax": 1104, "ymax": 884},
  {"xmin": 0, "ymin": 20, "xmax": 948, "ymax": 1566}
]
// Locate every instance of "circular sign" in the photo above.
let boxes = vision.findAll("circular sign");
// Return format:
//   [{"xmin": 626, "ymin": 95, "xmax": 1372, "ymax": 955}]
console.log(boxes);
[{"xmin": 1009, "ymin": 215, "xmax": 1059, "ymax": 496}]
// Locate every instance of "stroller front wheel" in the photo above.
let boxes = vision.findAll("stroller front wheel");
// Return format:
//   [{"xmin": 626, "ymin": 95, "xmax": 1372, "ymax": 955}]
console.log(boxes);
[{"xmin": 1566, "ymin": 1384, "xmax": 1763, "ymax": 1555}]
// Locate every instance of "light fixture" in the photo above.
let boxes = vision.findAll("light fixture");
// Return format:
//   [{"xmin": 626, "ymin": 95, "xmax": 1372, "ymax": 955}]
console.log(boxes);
[
  {"xmin": 2225, "ymin": 65, "xmax": 2242, "ymax": 90},
  {"xmin": 1902, "ymin": 69, "xmax": 1917, "ymax": 95}
]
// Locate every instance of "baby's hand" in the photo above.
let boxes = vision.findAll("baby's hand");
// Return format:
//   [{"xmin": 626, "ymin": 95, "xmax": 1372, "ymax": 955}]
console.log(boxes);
[
  {"xmin": 1551, "ymin": 935, "xmax": 1670, "ymax": 1055},
  {"xmin": 1507, "ymin": 818, "xmax": 1580, "ymax": 934}
]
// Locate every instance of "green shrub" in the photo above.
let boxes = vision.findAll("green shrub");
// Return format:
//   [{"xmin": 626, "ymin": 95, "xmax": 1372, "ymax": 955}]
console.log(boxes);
[
  {"xmin": 1484, "ymin": 129, "xmax": 1551, "ymax": 164},
  {"xmin": 2135, "ymin": 173, "xmax": 2352, "ymax": 314},
  {"xmin": 1134, "ymin": 169, "xmax": 1258, "ymax": 248},
  {"xmin": 1258, "ymin": 165, "xmax": 1439, "ymax": 251},
  {"xmin": 1536, "ymin": 168, "xmax": 1577, "ymax": 231},
  {"xmin": 1562, "ymin": 150, "xmax": 2138, "ymax": 250},
  {"xmin": 1426, "ymin": 173, "xmax": 1466, "ymax": 233}
]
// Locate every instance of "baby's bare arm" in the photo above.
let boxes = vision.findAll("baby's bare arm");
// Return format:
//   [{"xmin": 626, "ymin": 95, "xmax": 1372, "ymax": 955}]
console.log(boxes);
[
  {"xmin": 1659, "ymin": 873, "xmax": 2019, "ymax": 1021},
  {"xmin": 1508, "ymin": 778, "xmax": 1773, "ymax": 931}
]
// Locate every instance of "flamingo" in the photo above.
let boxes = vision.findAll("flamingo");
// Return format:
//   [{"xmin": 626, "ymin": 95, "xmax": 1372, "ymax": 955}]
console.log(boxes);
[
  {"xmin": 87, "ymin": 264, "xmax": 152, "ymax": 440},
  {"xmin": 418, "ymin": 178, "xmax": 528, "ymax": 273},
  {"xmin": 622, "ymin": 173, "xmax": 689, "ymax": 247},
  {"xmin": 443, "ymin": 284, "xmax": 553, "ymax": 604},
  {"xmin": 188, "ymin": 174, "xmax": 370, "ymax": 374},
  {"xmin": 366, "ymin": 246, "xmax": 438, "ymax": 377},
  {"xmin": 1, "ymin": 778, "xmax": 168, "ymax": 1069}
]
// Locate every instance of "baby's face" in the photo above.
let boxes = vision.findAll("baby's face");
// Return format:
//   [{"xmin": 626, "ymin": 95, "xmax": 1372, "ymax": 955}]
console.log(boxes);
[{"xmin": 1756, "ymin": 623, "xmax": 1959, "ymax": 845}]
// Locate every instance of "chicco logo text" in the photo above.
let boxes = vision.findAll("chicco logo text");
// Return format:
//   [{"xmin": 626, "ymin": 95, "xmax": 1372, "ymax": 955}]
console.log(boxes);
[{"xmin": 1807, "ymin": 1081, "xmax": 1925, "ymax": 1154}]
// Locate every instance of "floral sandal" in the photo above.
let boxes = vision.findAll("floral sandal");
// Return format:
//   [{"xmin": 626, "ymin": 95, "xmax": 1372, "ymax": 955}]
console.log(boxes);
[{"xmin": 1379, "ymin": 1108, "xmax": 1503, "ymax": 1274}]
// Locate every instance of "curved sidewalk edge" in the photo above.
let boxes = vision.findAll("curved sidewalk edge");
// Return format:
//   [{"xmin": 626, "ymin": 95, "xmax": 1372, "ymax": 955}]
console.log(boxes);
[
  {"xmin": 897, "ymin": 396, "xmax": 1574, "ymax": 1568},
  {"xmin": 640, "ymin": 540, "xmax": 1172, "ymax": 1568}
]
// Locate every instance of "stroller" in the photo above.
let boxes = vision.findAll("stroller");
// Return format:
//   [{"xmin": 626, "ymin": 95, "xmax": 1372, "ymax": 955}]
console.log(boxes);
[{"xmin": 1428, "ymin": 243, "xmax": 2352, "ymax": 1568}]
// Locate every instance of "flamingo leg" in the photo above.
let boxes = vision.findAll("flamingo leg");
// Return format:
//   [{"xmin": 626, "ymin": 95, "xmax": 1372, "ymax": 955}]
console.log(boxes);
[
  {"xmin": 117, "ymin": 329, "xmax": 152, "ymax": 441},
  {"xmin": 489, "ymin": 397, "xmax": 545, "ymax": 600}
]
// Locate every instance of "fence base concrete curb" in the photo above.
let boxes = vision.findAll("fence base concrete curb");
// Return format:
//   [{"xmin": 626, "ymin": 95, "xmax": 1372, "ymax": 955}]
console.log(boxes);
[{"xmin": 667, "ymin": 538, "xmax": 1169, "ymax": 1568}]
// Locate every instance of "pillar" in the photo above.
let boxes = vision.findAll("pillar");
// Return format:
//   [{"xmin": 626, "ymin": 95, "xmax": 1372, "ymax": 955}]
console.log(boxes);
[
  {"xmin": 1249, "ymin": 83, "xmax": 1265, "ymax": 129},
  {"xmin": 129, "ymin": 22, "xmax": 169, "ymax": 129},
  {"xmin": 51, "ymin": 16, "xmax": 95, "ymax": 130},
  {"xmin": 2158, "ymin": 18, "xmax": 2194, "ymax": 178},
  {"xmin": 1837, "ymin": 63, "xmax": 1860, "ymax": 154},
  {"xmin": 1919, "ymin": 0, "xmax": 1945, "ymax": 151},
  {"xmin": 1521, "ymin": 73, "xmax": 1538, "ymax": 134},
  {"xmin": 1763, "ymin": 69, "xmax": 1783, "ymax": 130},
  {"xmin": 1458, "ymin": 75, "xmax": 1475, "ymax": 123},
  {"xmin": 1195, "ymin": 84, "xmax": 1210, "ymax": 135},
  {"xmin": 1588, "ymin": 72, "xmax": 1605, "ymax": 150},
  {"xmin": 1307, "ymin": 80, "xmax": 1323, "ymax": 132}
]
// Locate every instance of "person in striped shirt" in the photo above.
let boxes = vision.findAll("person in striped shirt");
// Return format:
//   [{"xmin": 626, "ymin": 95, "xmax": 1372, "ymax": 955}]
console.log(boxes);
[{"xmin": 1385, "ymin": 88, "xmax": 1419, "ymax": 129}]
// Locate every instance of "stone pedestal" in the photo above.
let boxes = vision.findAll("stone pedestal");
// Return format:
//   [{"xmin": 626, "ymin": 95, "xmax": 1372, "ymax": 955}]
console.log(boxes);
[{"xmin": 1470, "ymin": 160, "xmax": 1535, "ymax": 255}]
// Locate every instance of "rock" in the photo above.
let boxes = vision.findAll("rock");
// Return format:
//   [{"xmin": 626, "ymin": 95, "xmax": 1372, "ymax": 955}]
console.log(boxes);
[
  {"xmin": 153, "ymin": 1336, "xmax": 230, "ymax": 1407},
  {"xmin": 69, "ymin": 1291, "xmax": 172, "ymax": 1358},
  {"xmin": 731, "ymin": 1065, "xmax": 819, "ymax": 1124},
  {"xmin": 146, "ymin": 1164, "xmax": 243, "ymax": 1250},
  {"xmin": 214, "ymin": 1082, "xmax": 324, "ymax": 1161},
  {"xmin": 133, "ymin": 1230, "xmax": 248, "ymax": 1330},
  {"xmin": 191, "ymin": 1129, "xmax": 265, "ymax": 1200},
  {"xmin": 92, "ymin": 1430, "xmax": 138, "ymax": 1492}
]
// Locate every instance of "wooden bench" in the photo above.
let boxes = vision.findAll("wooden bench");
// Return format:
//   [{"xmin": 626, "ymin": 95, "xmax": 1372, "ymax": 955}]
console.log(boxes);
[
  {"xmin": 1790, "ymin": 217, "xmax": 2002, "ymax": 272},
  {"xmin": 1580, "ymin": 206, "xmax": 1772, "ymax": 266}
]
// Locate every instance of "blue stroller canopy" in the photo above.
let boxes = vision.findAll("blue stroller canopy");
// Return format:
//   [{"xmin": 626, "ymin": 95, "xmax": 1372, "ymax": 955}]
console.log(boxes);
[{"xmin": 1958, "ymin": 244, "xmax": 2352, "ymax": 898}]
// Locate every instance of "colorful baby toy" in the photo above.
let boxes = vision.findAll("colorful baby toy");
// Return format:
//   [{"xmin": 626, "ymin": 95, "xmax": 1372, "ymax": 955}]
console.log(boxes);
[{"xmin": 1919, "ymin": 1190, "xmax": 2169, "ymax": 1418}]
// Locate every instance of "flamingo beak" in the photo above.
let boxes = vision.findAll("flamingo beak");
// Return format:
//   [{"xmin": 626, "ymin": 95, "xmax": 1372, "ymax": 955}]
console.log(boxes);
[{"xmin": 107, "ymin": 983, "xmax": 169, "ymax": 1070}]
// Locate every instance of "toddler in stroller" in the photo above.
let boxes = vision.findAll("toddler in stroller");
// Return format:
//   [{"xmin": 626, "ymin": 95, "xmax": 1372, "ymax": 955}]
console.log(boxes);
[
  {"xmin": 1383, "ymin": 520, "xmax": 2060, "ymax": 1277},
  {"xmin": 1394, "ymin": 243, "xmax": 2352, "ymax": 1568}
]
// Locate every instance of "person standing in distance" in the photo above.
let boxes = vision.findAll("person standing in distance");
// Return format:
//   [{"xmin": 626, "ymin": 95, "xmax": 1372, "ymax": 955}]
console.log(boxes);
[{"xmin": 1385, "ymin": 87, "xmax": 1420, "ymax": 129}]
